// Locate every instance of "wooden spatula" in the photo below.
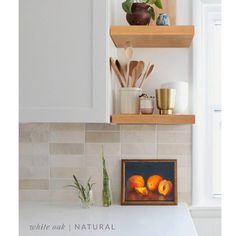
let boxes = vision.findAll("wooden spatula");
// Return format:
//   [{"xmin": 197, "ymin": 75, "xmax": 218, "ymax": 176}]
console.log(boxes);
[
  {"xmin": 110, "ymin": 57, "xmax": 126, "ymax": 87},
  {"xmin": 139, "ymin": 64, "xmax": 154, "ymax": 88},
  {"xmin": 116, "ymin": 59, "xmax": 126, "ymax": 85}
]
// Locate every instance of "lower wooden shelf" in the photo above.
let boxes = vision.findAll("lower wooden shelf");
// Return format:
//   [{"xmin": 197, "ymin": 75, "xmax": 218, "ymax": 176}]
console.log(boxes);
[{"xmin": 111, "ymin": 114, "xmax": 195, "ymax": 124}]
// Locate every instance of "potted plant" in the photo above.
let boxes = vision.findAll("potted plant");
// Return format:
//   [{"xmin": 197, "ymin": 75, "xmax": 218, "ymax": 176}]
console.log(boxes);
[
  {"xmin": 122, "ymin": 0, "xmax": 163, "ymax": 25},
  {"xmin": 65, "ymin": 175, "xmax": 95, "ymax": 208}
]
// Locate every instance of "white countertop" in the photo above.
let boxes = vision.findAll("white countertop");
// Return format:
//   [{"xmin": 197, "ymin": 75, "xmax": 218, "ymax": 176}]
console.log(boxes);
[{"xmin": 20, "ymin": 202, "xmax": 198, "ymax": 236}]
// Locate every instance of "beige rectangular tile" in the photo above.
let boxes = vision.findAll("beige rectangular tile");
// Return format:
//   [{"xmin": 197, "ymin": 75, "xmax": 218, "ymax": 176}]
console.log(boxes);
[
  {"xmin": 19, "ymin": 143, "xmax": 49, "ymax": 156},
  {"xmin": 19, "ymin": 155, "xmax": 49, "ymax": 167},
  {"xmin": 157, "ymin": 144, "xmax": 191, "ymax": 155},
  {"xmin": 178, "ymin": 167, "xmax": 191, "ymax": 182},
  {"xmin": 85, "ymin": 155, "xmax": 121, "ymax": 169},
  {"xmin": 49, "ymin": 130, "xmax": 84, "ymax": 143},
  {"xmin": 49, "ymin": 143, "xmax": 84, "ymax": 155},
  {"xmin": 49, "ymin": 123, "xmax": 85, "ymax": 131},
  {"xmin": 19, "ymin": 179, "xmax": 49, "ymax": 190},
  {"xmin": 121, "ymin": 143, "xmax": 156, "ymax": 155},
  {"xmin": 19, "ymin": 167, "xmax": 49, "ymax": 179},
  {"xmin": 85, "ymin": 132, "xmax": 120, "ymax": 143},
  {"xmin": 50, "ymin": 179, "xmax": 73, "ymax": 190},
  {"xmin": 178, "ymin": 192, "xmax": 192, "ymax": 205},
  {"xmin": 19, "ymin": 131, "xmax": 32, "ymax": 143},
  {"xmin": 19, "ymin": 190, "xmax": 50, "ymax": 202},
  {"xmin": 85, "ymin": 143, "xmax": 121, "ymax": 156},
  {"xmin": 50, "ymin": 167, "xmax": 82, "ymax": 178},
  {"xmin": 178, "ymin": 178, "xmax": 191, "ymax": 193},
  {"xmin": 158, "ymin": 155, "xmax": 191, "ymax": 167},
  {"xmin": 50, "ymin": 190, "xmax": 79, "ymax": 202},
  {"xmin": 19, "ymin": 124, "xmax": 49, "ymax": 143},
  {"xmin": 50, "ymin": 155, "xmax": 85, "ymax": 168},
  {"xmin": 121, "ymin": 125, "xmax": 156, "ymax": 131},
  {"xmin": 157, "ymin": 131, "xmax": 191, "ymax": 144},
  {"xmin": 20, "ymin": 123, "xmax": 49, "ymax": 132},
  {"xmin": 157, "ymin": 125, "xmax": 191, "ymax": 132},
  {"xmin": 86, "ymin": 124, "xmax": 120, "ymax": 131},
  {"xmin": 121, "ymin": 131, "xmax": 156, "ymax": 143}
]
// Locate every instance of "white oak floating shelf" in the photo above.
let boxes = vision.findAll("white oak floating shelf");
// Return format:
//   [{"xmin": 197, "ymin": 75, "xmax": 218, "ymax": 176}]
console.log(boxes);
[
  {"xmin": 111, "ymin": 114, "xmax": 195, "ymax": 124},
  {"xmin": 110, "ymin": 25, "xmax": 195, "ymax": 48}
]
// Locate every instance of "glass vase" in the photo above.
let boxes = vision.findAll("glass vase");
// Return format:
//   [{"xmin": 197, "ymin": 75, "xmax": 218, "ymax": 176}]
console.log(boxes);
[
  {"xmin": 102, "ymin": 179, "xmax": 112, "ymax": 207},
  {"xmin": 80, "ymin": 190, "xmax": 93, "ymax": 208}
]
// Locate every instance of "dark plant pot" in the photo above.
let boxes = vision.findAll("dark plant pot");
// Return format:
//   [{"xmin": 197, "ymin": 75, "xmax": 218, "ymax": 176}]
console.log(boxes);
[{"xmin": 126, "ymin": 3, "xmax": 150, "ymax": 25}]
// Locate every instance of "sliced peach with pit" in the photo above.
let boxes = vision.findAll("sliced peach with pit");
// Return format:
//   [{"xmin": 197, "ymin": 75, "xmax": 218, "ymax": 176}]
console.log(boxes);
[{"xmin": 158, "ymin": 180, "xmax": 173, "ymax": 196}]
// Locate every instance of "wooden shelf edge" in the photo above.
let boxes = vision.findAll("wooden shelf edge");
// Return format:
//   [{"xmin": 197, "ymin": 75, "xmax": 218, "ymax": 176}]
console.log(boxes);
[
  {"xmin": 110, "ymin": 25, "xmax": 195, "ymax": 48},
  {"xmin": 111, "ymin": 114, "xmax": 195, "ymax": 124}
]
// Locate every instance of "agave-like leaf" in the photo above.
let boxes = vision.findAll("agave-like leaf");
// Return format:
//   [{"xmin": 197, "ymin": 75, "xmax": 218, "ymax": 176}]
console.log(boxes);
[
  {"xmin": 154, "ymin": 0, "xmax": 163, "ymax": 9},
  {"xmin": 148, "ymin": 6, "xmax": 155, "ymax": 20}
]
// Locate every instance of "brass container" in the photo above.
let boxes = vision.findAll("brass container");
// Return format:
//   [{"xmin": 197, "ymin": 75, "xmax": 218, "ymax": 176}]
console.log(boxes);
[{"xmin": 156, "ymin": 88, "xmax": 176, "ymax": 115}]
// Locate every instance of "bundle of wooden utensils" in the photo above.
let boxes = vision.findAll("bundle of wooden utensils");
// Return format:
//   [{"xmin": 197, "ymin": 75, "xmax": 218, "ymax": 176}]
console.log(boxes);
[{"xmin": 110, "ymin": 57, "xmax": 155, "ymax": 88}]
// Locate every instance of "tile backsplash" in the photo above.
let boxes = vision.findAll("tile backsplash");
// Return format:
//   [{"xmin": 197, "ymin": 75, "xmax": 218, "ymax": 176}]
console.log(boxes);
[{"xmin": 19, "ymin": 123, "xmax": 192, "ymax": 204}]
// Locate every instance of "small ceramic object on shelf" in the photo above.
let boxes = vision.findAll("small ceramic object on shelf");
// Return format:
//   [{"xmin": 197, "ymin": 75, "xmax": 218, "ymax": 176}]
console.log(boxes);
[
  {"xmin": 126, "ymin": 3, "xmax": 151, "ymax": 25},
  {"xmin": 161, "ymin": 81, "xmax": 189, "ymax": 114},
  {"xmin": 156, "ymin": 13, "xmax": 170, "ymax": 26},
  {"xmin": 139, "ymin": 94, "xmax": 154, "ymax": 115}
]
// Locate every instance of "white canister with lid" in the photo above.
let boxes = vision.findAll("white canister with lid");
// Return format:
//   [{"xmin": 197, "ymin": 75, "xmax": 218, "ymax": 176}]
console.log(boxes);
[{"xmin": 119, "ymin": 88, "xmax": 142, "ymax": 114}]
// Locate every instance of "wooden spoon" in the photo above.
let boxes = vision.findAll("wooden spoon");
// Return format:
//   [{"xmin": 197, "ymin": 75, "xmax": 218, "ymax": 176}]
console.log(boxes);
[
  {"xmin": 110, "ymin": 57, "xmax": 126, "ymax": 87},
  {"xmin": 132, "ymin": 61, "xmax": 145, "ymax": 87},
  {"xmin": 124, "ymin": 61, "xmax": 138, "ymax": 75},
  {"xmin": 139, "ymin": 64, "xmax": 154, "ymax": 88},
  {"xmin": 124, "ymin": 46, "xmax": 133, "ymax": 87}
]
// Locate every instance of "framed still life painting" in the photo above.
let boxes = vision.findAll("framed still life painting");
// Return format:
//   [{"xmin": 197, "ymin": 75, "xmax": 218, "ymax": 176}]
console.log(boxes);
[{"xmin": 121, "ymin": 159, "xmax": 177, "ymax": 205}]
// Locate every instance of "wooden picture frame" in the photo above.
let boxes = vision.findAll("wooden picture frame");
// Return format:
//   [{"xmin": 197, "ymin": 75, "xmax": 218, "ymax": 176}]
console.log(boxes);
[{"xmin": 121, "ymin": 159, "xmax": 177, "ymax": 205}]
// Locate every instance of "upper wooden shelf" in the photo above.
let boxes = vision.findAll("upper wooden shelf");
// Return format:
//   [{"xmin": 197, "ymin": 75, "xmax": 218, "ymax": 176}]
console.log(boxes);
[
  {"xmin": 110, "ymin": 25, "xmax": 194, "ymax": 48},
  {"xmin": 111, "ymin": 114, "xmax": 195, "ymax": 124}
]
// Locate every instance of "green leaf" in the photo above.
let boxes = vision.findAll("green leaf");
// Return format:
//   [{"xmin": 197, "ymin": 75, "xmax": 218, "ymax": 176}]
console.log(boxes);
[
  {"xmin": 122, "ymin": 0, "xmax": 133, "ymax": 14},
  {"xmin": 146, "ymin": 0, "xmax": 156, "ymax": 4},
  {"xmin": 154, "ymin": 0, "xmax": 163, "ymax": 9},
  {"xmin": 148, "ymin": 6, "xmax": 155, "ymax": 20}
]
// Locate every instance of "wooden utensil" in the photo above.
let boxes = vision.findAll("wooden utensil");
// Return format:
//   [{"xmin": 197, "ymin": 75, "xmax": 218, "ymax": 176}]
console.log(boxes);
[
  {"xmin": 132, "ymin": 61, "xmax": 145, "ymax": 87},
  {"xmin": 139, "ymin": 64, "xmax": 154, "ymax": 88},
  {"xmin": 124, "ymin": 45, "xmax": 133, "ymax": 87},
  {"xmin": 138, "ymin": 62, "xmax": 150, "ymax": 88},
  {"xmin": 124, "ymin": 61, "xmax": 138, "ymax": 75},
  {"xmin": 110, "ymin": 57, "xmax": 126, "ymax": 87},
  {"xmin": 116, "ymin": 59, "xmax": 126, "ymax": 85}
]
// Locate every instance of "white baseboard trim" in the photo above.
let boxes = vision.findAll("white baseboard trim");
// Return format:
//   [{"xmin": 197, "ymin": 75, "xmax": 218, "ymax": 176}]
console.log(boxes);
[{"xmin": 189, "ymin": 207, "xmax": 221, "ymax": 218}]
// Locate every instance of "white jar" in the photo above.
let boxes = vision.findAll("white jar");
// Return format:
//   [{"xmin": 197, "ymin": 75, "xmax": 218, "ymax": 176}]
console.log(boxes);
[
  {"xmin": 119, "ymin": 88, "xmax": 142, "ymax": 114},
  {"xmin": 161, "ymin": 81, "xmax": 188, "ymax": 114}
]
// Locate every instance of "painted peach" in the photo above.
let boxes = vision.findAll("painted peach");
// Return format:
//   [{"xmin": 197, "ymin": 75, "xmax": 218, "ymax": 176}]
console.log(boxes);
[
  {"xmin": 127, "ymin": 175, "xmax": 145, "ymax": 190},
  {"xmin": 134, "ymin": 187, "xmax": 148, "ymax": 196},
  {"xmin": 147, "ymin": 175, "xmax": 163, "ymax": 191},
  {"xmin": 158, "ymin": 180, "xmax": 173, "ymax": 196}
]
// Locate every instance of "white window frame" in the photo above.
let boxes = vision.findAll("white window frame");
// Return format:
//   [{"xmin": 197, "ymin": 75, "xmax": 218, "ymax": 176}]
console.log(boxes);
[{"xmin": 192, "ymin": 0, "xmax": 221, "ymax": 207}]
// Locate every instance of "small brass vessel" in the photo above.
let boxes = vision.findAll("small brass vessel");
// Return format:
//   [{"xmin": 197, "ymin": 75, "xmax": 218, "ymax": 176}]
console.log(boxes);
[{"xmin": 156, "ymin": 88, "xmax": 176, "ymax": 115}]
